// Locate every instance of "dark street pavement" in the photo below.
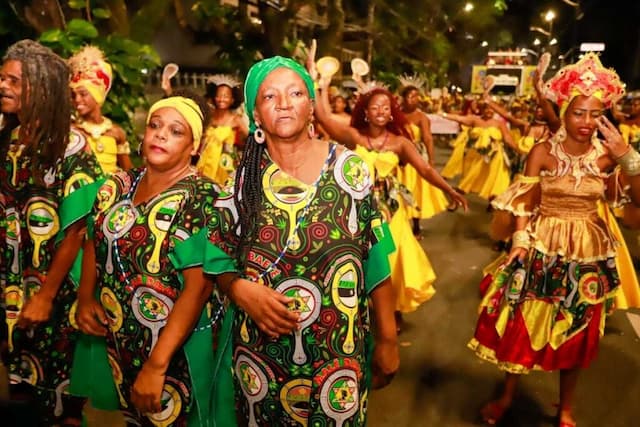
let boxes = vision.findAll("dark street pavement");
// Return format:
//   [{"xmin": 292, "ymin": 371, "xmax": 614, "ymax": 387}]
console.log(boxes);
[{"xmin": 367, "ymin": 142, "xmax": 640, "ymax": 427}]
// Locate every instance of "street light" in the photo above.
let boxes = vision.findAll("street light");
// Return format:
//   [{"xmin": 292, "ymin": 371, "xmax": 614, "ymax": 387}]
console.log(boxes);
[
  {"xmin": 544, "ymin": 10, "xmax": 556, "ymax": 22},
  {"xmin": 549, "ymin": 38, "xmax": 558, "ymax": 46},
  {"xmin": 464, "ymin": 2, "xmax": 474, "ymax": 13},
  {"xmin": 481, "ymin": 41, "xmax": 488, "ymax": 47},
  {"xmin": 533, "ymin": 38, "xmax": 541, "ymax": 46}
]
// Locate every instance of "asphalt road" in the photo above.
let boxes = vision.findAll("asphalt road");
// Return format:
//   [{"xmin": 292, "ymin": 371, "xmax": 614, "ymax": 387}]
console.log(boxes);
[{"xmin": 367, "ymin": 142, "xmax": 640, "ymax": 427}]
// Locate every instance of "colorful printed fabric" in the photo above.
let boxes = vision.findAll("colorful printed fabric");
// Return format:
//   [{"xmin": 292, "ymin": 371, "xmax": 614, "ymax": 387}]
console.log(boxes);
[
  {"xmin": 470, "ymin": 137, "xmax": 622, "ymax": 374},
  {"xmin": 0, "ymin": 127, "xmax": 103, "ymax": 421},
  {"xmin": 207, "ymin": 143, "xmax": 394, "ymax": 426},
  {"xmin": 89, "ymin": 168, "xmax": 221, "ymax": 426}
]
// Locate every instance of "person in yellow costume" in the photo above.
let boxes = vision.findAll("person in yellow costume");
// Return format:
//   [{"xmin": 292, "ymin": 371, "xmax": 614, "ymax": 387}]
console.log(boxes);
[
  {"xmin": 441, "ymin": 97, "xmax": 480, "ymax": 180},
  {"xmin": 531, "ymin": 58, "xmax": 640, "ymax": 311},
  {"xmin": 311, "ymin": 60, "xmax": 467, "ymax": 330},
  {"xmin": 470, "ymin": 53, "xmax": 640, "ymax": 427},
  {"xmin": 69, "ymin": 46, "xmax": 132, "ymax": 174},
  {"xmin": 196, "ymin": 74, "xmax": 248, "ymax": 187},
  {"xmin": 398, "ymin": 78, "xmax": 450, "ymax": 236},
  {"xmin": 440, "ymin": 102, "xmax": 518, "ymax": 200},
  {"xmin": 484, "ymin": 98, "xmax": 551, "ymax": 175},
  {"xmin": 614, "ymin": 96, "xmax": 640, "ymax": 149}
]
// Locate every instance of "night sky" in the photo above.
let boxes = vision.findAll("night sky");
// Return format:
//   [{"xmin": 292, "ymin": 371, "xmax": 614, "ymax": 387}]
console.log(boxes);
[{"xmin": 503, "ymin": 0, "xmax": 640, "ymax": 89}]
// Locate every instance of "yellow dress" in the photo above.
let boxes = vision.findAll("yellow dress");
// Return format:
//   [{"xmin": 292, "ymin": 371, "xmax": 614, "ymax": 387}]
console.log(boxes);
[
  {"xmin": 355, "ymin": 145, "xmax": 436, "ymax": 312},
  {"xmin": 75, "ymin": 120, "xmax": 128, "ymax": 175},
  {"xmin": 441, "ymin": 126, "xmax": 469, "ymax": 179},
  {"xmin": 88, "ymin": 134, "xmax": 119, "ymax": 174},
  {"xmin": 619, "ymin": 123, "xmax": 640, "ymax": 149},
  {"xmin": 458, "ymin": 126, "xmax": 511, "ymax": 199},
  {"xmin": 399, "ymin": 123, "xmax": 449, "ymax": 219},
  {"xmin": 197, "ymin": 125, "xmax": 237, "ymax": 187}
]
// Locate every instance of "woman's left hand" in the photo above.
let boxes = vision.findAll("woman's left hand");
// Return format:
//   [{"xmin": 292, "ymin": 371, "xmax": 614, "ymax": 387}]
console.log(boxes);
[
  {"xmin": 448, "ymin": 189, "xmax": 469, "ymax": 212},
  {"xmin": 372, "ymin": 338, "xmax": 399, "ymax": 389},
  {"xmin": 598, "ymin": 115, "xmax": 628, "ymax": 159},
  {"xmin": 17, "ymin": 292, "xmax": 54, "ymax": 328},
  {"xmin": 131, "ymin": 363, "xmax": 166, "ymax": 415}
]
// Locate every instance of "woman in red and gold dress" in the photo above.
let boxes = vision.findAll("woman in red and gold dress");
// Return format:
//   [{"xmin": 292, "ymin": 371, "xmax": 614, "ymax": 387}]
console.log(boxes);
[{"xmin": 468, "ymin": 53, "xmax": 640, "ymax": 427}]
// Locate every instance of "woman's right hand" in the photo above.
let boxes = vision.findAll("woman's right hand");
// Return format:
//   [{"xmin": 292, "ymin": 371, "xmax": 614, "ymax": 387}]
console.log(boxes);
[
  {"xmin": 503, "ymin": 247, "xmax": 528, "ymax": 267},
  {"xmin": 76, "ymin": 297, "xmax": 108, "ymax": 336},
  {"xmin": 229, "ymin": 278, "xmax": 300, "ymax": 338}
]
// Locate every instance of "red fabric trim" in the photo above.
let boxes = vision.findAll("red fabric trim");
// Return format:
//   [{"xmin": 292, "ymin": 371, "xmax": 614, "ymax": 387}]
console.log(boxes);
[{"xmin": 473, "ymin": 303, "xmax": 602, "ymax": 371}]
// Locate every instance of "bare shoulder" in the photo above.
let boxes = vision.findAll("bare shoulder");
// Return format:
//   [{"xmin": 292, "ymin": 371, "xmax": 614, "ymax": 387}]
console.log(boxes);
[{"xmin": 107, "ymin": 123, "xmax": 127, "ymax": 144}]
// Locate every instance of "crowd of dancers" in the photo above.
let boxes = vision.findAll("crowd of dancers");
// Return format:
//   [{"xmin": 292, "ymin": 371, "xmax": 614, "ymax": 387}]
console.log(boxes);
[{"xmin": 1, "ymin": 37, "xmax": 640, "ymax": 427}]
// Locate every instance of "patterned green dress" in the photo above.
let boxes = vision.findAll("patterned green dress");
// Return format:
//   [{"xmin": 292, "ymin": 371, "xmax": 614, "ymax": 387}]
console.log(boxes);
[
  {"xmin": 0, "ymin": 126, "xmax": 103, "ymax": 421},
  {"xmin": 206, "ymin": 143, "xmax": 395, "ymax": 427},
  {"xmin": 89, "ymin": 168, "xmax": 223, "ymax": 426}
]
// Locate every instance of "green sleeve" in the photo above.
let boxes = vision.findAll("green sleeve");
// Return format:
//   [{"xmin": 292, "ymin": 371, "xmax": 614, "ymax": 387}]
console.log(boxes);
[{"xmin": 364, "ymin": 221, "xmax": 395, "ymax": 294}]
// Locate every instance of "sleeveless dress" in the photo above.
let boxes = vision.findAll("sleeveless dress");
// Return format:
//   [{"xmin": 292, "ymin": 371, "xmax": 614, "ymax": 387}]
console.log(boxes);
[
  {"xmin": 76, "ymin": 119, "xmax": 129, "ymax": 175},
  {"xmin": 469, "ymin": 138, "xmax": 624, "ymax": 373},
  {"xmin": 458, "ymin": 126, "xmax": 511, "ymax": 199},
  {"xmin": 398, "ymin": 123, "xmax": 449, "ymax": 219},
  {"xmin": 441, "ymin": 125, "xmax": 469, "ymax": 180},
  {"xmin": 197, "ymin": 125, "xmax": 238, "ymax": 187},
  {"xmin": 354, "ymin": 145, "xmax": 436, "ymax": 313},
  {"xmin": 207, "ymin": 143, "xmax": 395, "ymax": 426}
]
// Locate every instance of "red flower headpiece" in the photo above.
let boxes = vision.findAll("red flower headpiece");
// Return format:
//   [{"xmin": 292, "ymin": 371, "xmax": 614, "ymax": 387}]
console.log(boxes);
[
  {"xmin": 543, "ymin": 52, "xmax": 625, "ymax": 110},
  {"xmin": 68, "ymin": 46, "xmax": 113, "ymax": 105}
]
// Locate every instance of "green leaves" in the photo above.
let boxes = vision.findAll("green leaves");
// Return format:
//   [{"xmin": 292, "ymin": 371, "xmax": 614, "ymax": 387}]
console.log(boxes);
[
  {"xmin": 67, "ymin": 19, "xmax": 99, "ymax": 38},
  {"xmin": 92, "ymin": 8, "xmax": 112, "ymax": 20}
]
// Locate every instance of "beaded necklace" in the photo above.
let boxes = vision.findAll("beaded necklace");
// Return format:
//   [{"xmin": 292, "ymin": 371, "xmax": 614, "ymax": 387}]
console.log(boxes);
[
  {"xmin": 366, "ymin": 130, "xmax": 389, "ymax": 152},
  {"xmin": 255, "ymin": 143, "xmax": 337, "ymax": 281},
  {"xmin": 111, "ymin": 169, "xmax": 222, "ymax": 333}
]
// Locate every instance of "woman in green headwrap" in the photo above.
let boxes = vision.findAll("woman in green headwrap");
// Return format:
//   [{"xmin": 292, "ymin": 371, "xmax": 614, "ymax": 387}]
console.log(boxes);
[{"xmin": 206, "ymin": 56, "xmax": 399, "ymax": 426}]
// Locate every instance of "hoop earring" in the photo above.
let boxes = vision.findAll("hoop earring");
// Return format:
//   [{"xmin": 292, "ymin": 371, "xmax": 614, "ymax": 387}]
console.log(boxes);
[
  {"xmin": 136, "ymin": 142, "xmax": 143, "ymax": 157},
  {"xmin": 390, "ymin": 115, "xmax": 395, "ymax": 122},
  {"xmin": 364, "ymin": 116, "xmax": 369, "ymax": 122},
  {"xmin": 254, "ymin": 126, "xmax": 265, "ymax": 144},
  {"xmin": 308, "ymin": 123, "xmax": 315, "ymax": 139}
]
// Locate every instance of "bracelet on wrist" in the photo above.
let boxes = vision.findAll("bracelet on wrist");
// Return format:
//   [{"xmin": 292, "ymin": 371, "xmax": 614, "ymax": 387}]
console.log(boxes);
[
  {"xmin": 512, "ymin": 230, "xmax": 531, "ymax": 250},
  {"xmin": 616, "ymin": 147, "xmax": 640, "ymax": 176}
]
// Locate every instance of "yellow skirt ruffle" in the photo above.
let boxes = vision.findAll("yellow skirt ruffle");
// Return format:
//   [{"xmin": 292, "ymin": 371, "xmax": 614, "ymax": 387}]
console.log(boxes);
[
  {"xmin": 458, "ymin": 148, "xmax": 510, "ymax": 199},
  {"xmin": 388, "ymin": 200, "xmax": 436, "ymax": 312},
  {"xmin": 399, "ymin": 164, "xmax": 449, "ymax": 219},
  {"xmin": 441, "ymin": 129, "xmax": 468, "ymax": 180},
  {"xmin": 599, "ymin": 202, "xmax": 640, "ymax": 309}
]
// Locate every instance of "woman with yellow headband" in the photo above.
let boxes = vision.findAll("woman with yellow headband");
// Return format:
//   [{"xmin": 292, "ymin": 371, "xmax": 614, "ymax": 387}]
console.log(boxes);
[
  {"xmin": 468, "ymin": 53, "xmax": 640, "ymax": 427},
  {"xmin": 205, "ymin": 55, "xmax": 398, "ymax": 426},
  {"xmin": 74, "ymin": 91, "xmax": 223, "ymax": 425},
  {"xmin": 69, "ymin": 46, "xmax": 132, "ymax": 174}
]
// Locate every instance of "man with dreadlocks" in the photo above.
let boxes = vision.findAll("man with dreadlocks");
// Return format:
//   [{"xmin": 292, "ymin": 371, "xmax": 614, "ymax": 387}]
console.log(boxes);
[{"xmin": 0, "ymin": 39, "xmax": 103, "ymax": 425}]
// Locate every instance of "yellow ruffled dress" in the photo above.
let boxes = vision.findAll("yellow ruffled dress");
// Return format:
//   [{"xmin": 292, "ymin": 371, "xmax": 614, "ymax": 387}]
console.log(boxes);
[
  {"xmin": 355, "ymin": 145, "xmax": 436, "ymax": 312},
  {"xmin": 470, "ymin": 139, "xmax": 628, "ymax": 373},
  {"xmin": 398, "ymin": 123, "xmax": 449, "ymax": 219},
  {"xmin": 197, "ymin": 125, "xmax": 238, "ymax": 187},
  {"xmin": 441, "ymin": 125, "xmax": 469, "ymax": 179},
  {"xmin": 458, "ymin": 126, "xmax": 511, "ymax": 199}
]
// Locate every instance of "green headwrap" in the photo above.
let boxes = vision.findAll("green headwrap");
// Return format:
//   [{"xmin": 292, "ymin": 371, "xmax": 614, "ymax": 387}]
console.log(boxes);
[{"xmin": 244, "ymin": 56, "xmax": 315, "ymax": 133}]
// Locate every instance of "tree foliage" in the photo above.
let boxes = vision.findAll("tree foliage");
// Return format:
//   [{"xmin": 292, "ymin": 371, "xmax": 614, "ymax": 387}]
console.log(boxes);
[{"xmin": 1, "ymin": 1, "xmax": 161, "ymax": 141}]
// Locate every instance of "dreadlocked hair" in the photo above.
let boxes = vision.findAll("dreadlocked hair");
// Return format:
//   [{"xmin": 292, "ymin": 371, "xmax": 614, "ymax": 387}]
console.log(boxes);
[
  {"xmin": 351, "ymin": 88, "xmax": 412, "ymax": 140},
  {"xmin": 4, "ymin": 40, "xmax": 71, "ymax": 185},
  {"xmin": 232, "ymin": 133, "xmax": 265, "ymax": 272}
]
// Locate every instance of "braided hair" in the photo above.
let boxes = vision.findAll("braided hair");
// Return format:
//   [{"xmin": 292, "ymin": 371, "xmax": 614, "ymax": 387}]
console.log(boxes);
[
  {"xmin": 232, "ymin": 133, "xmax": 264, "ymax": 271},
  {"xmin": 4, "ymin": 40, "xmax": 71, "ymax": 184}
]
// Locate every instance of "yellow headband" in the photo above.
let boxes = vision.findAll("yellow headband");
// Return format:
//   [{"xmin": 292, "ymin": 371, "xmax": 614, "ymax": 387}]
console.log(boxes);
[
  {"xmin": 70, "ymin": 79, "xmax": 109, "ymax": 106},
  {"xmin": 146, "ymin": 97, "xmax": 204, "ymax": 151},
  {"xmin": 559, "ymin": 87, "xmax": 604, "ymax": 119}
]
